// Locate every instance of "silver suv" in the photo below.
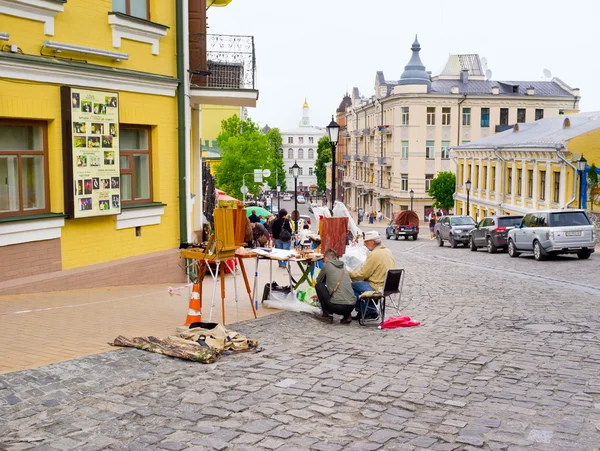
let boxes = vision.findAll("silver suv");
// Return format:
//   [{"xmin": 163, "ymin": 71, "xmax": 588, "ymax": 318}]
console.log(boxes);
[
  {"xmin": 435, "ymin": 215, "xmax": 477, "ymax": 248},
  {"xmin": 507, "ymin": 210, "xmax": 596, "ymax": 261}
]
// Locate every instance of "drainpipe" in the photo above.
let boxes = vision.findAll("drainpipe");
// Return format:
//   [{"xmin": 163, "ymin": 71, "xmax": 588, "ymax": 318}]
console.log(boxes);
[
  {"xmin": 556, "ymin": 145, "xmax": 578, "ymax": 207},
  {"xmin": 176, "ymin": 0, "xmax": 189, "ymax": 247},
  {"xmin": 493, "ymin": 148, "xmax": 505, "ymax": 210},
  {"xmin": 451, "ymin": 95, "xmax": 467, "ymax": 213}
]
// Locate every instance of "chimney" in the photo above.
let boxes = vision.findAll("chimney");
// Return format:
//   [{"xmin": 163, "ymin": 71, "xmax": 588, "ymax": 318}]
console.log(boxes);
[
  {"xmin": 491, "ymin": 86, "xmax": 499, "ymax": 95},
  {"xmin": 461, "ymin": 70, "xmax": 469, "ymax": 84},
  {"xmin": 451, "ymin": 86, "xmax": 459, "ymax": 94},
  {"xmin": 527, "ymin": 86, "xmax": 535, "ymax": 96}
]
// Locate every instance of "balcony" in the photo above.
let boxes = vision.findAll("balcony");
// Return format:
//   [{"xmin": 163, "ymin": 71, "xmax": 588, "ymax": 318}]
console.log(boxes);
[
  {"xmin": 189, "ymin": 33, "xmax": 258, "ymax": 107},
  {"xmin": 342, "ymin": 154, "xmax": 351, "ymax": 161},
  {"xmin": 377, "ymin": 125, "xmax": 392, "ymax": 135},
  {"xmin": 353, "ymin": 154, "xmax": 361, "ymax": 161},
  {"xmin": 352, "ymin": 129, "xmax": 361, "ymax": 137},
  {"xmin": 362, "ymin": 155, "xmax": 373, "ymax": 163},
  {"xmin": 363, "ymin": 128, "xmax": 370, "ymax": 136},
  {"xmin": 378, "ymin": 157, "xmax": 392, "ymax": 166},
  {"xmin": 341, "ymin": 130, "xmax": 350, "ymax": 138}
]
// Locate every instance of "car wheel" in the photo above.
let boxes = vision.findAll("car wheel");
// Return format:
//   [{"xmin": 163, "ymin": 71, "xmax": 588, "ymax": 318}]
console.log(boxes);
[
  {"xmin": 487, "ymin": 237, "xmax": 498, "ymax": 254},
  {"xmin": 508, "ymin": 239, "xmax": 520, "ymax": 258},
  {"xmin": 437, "ymin": 233, "xmax": 443, "ymax": 247},
  {"xmin": 577, "ymin": 249, "xmax": 591, "ymax": 260},
  {"xmin": 412, "ymin": 235, "xmax": 418, "ymax": 241},
  {"xmin": 533, "ymin": 240, "xmax": 546, "ymax": 261},
  {"xmin": 386, "ymin": 231, "xmax": 391, "ymax": 240},
  {"xmin": 469, "ymin": 236, "xmax": 477, "ymax": 252},
  {"xmin": 449, "ymin": 235, "xmax": 457, "ymax": 248}
]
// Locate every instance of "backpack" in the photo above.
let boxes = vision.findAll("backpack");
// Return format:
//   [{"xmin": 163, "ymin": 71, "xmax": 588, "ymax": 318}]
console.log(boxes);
[{"xmin": 279, "ymin": 220, "xmax": 292, "ymax": 242}]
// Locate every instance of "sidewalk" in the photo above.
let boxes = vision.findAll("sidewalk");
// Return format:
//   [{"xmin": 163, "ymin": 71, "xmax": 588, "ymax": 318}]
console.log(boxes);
[{"xmin": 0, "ymin": 259, "xmax": 303, "ymax": 374}]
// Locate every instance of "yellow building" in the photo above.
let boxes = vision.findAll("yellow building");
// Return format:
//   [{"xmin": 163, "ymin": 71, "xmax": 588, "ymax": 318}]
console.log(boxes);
[
  {"xmin": 0, "ymin": 0, "xmax": 182, "ymax": 292},
  {"xmin": 201, "ymin": 104, "xmax": 242, "ymax": 171},
  {"xmin": 452, "ymin": 112, "xmax": 600, "ymax": 219}
]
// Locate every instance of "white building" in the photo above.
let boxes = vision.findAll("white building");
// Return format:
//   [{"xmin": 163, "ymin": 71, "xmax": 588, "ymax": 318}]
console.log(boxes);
[{"xmin": 281, "ymin": 100, "xmax": 326, "ymax": 193}]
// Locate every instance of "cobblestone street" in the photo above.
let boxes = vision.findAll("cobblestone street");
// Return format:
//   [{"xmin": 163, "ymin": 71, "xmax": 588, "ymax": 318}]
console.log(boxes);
[{"xmin": 1, "ymin": 237, "xmax": 600, "ymax": 450}]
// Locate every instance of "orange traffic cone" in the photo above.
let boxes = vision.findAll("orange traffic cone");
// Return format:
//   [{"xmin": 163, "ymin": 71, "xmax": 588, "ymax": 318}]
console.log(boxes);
[{"xmin": 183, "ymin": 282, "xmax": 202, "ymax": 327}]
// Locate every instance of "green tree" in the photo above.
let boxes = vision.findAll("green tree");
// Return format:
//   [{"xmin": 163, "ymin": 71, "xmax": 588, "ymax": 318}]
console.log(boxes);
[
  {"xmin": 264, "ymin": 128, "xmax": 287, "ymax": 191},
  {"xmin": 315, "ymin": 135, "xmax": 331, "ymax": 193},
  {"xmin": 428, "ymin": 171, "xmax": 456, "ymax": 212},
  {"xmin": 215, "ymin": 116, "xmax": 270, "ymax": 199},
  {"xmin": 588, "ymin": 163, "xmax": 599, "ymax": 210}
]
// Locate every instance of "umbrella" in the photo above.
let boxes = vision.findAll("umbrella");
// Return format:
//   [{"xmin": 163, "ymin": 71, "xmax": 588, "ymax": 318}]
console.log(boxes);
[
  {"xmin": 246, "ymin": 207, "xmax": 271, "ymax": 218},
  {"xmin": 216, "ymin": 189, "xmax": 239, "ymax": 202}
]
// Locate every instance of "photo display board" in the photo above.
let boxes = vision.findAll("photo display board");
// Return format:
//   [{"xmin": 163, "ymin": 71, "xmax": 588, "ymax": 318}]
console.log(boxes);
[{"xmin": 61, "ymin": 87, "xmax": 121, "ymax": 219}]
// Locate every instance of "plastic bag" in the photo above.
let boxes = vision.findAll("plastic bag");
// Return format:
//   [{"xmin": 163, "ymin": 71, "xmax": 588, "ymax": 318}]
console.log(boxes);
[
  {"xmin": 263, "ymin": 290, "xmax": 321, "ymax": 314},
  {"xmin": 339, "ymin": 245, "xmax": 369, "ymax": 271},
  {"xmin": 312, "ymin": 207, "xmax": 331, "ymax": 232}
]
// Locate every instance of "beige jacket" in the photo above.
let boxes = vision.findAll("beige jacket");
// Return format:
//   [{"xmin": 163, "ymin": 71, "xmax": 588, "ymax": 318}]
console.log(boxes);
[{"xmin": 349, "ymin": 244, "xmax": 396, "ymax": 291}]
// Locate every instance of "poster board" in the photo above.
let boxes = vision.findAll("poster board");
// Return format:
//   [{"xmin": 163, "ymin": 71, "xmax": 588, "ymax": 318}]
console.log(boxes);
[
  {"xmin": 61, "ymin": 86, "xmax": 121, "ymax": 219},
  {"xmin": 320, "ymin": 217, "xmax": 349, "ymax": 257}
]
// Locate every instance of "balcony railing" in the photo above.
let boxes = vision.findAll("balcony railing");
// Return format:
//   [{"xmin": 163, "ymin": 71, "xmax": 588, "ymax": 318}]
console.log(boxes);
[
  {"xmin": 341, "ymin": 131, "xmax": 350, "ymax": 138},
  {"xmin": 342, "ymin": 154, "xmax": 351, "ymax": 161},
  {"xmin": 378, "ymin": 157, "xmax": 392, "ymax": 166},
  {"xmin": 190, "ymin": 33, "xmax": 256, "ymax": 89},
  {"xmin": 353, "ymin": 154, "xmax": 361, "ymax": 161}
]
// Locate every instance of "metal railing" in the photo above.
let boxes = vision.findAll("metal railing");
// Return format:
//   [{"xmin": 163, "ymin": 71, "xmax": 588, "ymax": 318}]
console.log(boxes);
[{"xmin": 190, "ymin": 33, "xmax": 256, "ymax": 89}]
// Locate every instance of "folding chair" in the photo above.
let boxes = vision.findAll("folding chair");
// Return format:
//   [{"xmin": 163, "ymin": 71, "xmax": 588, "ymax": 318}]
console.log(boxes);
[{"xmin": 358, "ymin": 268, "xmax": 405, "ymax": 326}]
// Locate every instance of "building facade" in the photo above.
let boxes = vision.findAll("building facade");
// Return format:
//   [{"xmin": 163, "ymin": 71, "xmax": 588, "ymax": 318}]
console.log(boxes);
[
  {"xmin": 341, "ymin": 37, "xmax": 580, "ymax": 221},
  {"xmin": 281, "ymin": 100, "xmax": 325, "ymax": 194},
  {"xmin": 452, "ymin": 112, "xmax": 600, "ymax": 218}
]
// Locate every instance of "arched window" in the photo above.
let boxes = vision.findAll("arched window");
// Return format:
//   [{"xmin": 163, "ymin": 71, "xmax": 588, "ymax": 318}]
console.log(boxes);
[
  {"xmin": 287, "ymin": 149, "xmax": 293, "ymax": 159},
  {"xmin": 298, "ymin": 148, "xmax": 304, "ymax": 159},
  {"xmin": 279, "ymin": 148, "xmax": 283, "ymax": 155},
  {"xmin": 308, "ymin": 148, "xmax": 314, "ymax": 159}
]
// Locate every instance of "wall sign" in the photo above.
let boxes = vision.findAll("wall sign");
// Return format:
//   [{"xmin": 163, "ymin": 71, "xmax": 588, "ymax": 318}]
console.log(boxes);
[{"xmin": 61, "ymin": 87, "xmax": 121, "ymax": 219}]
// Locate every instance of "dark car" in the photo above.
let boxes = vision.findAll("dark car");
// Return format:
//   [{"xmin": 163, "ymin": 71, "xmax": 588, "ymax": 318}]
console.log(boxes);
[
  {"xmin": 434, "ymin": 215, "xmax": 477, "ymax": 248},
  {"xmin": 468, "ymin": 215, "xmax": 524, "ymax": 253},
  {"xmin": 386, "ymin": 210, "xmax": 419, "ymax": 240}
]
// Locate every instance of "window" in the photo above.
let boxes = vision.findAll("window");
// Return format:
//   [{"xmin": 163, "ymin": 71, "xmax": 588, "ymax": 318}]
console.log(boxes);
[
  {"xmin": 517, "ymin": 108, "xmax": 526, "ymax": 123},
  {"xmin": 426, "ymin": 141, "xmax": 435, "ymax": 159},
  {"xmin": 401, "ymin": 107, "xmax": 409, "ymax": 125},
  {"xmin": 298, "ymin": 137, "xmax": 304, "ymax": 144},
  {"xmin": 427, "ymin": 107, "xmax": 436, "ymax": 125},
  {"xmin": 308, "ymin": 149, "xmax": 314, "ymax": 159},
  {"xmin": 491, "ymin": 166, "xmax": 496, "ymax": 190},
  {"xmin": 309, "ymin": 167, "xmax": 313, "ymax": 176},
  {"xmin": 287, "ymin": 149, "xmax": 293, "ymax": 159},
  {"xmin": 298, "ymin": 167, "xmax": 303, "ymax": 176},
  {"xmin": 0, "ymin": 121, "xmax": 48, "ymax": 216},
  {"xmin": 462, "ymin": 108, "xmax": 471, "ymax": 126},
  {"xmin": 516, "ymin": 168, "xmax": 522, "ymax": 196},
  {"xmin": 120, "ymin": 126, "xmax": 152, "ymax": 203},
  {"xmin": 481, "ymin": 108, "xmax": 490, "ymax": 127},
  {"xmin": 112, "ymin": 0, "xmax": 150, "ymax": 20},
  {"xmin": 425, "ymin": 174, "xmax": 434, "ymax": 192},
  {"xmin": 288, "ymin": 137, "xmax": 293, "ymax": 144},
  {"xmin": 475, "ymin": 166, "xmax": 480, "ymax": 188},
  {"xmin": 535, "ymin": 109, "xmax": 544, "ymax": 121},
  {"xmin": 527, "ymin": 169, "xmax": 533, "ymax": 198},
  {"xmin": 288, "ymin": 167, "xmax": 293, "ymax": 175},
  {"xmin": 442, "ymin": 107, "xmax": 451, "ymax": 126},
  {"xmin": 441, "ymin": 141, "xmax": 450, "ymax": 159},
  {"xmin": 401, "ymin": 141, "xmax": 409, "ymax": 159},
  {"xmin": 507, "ymin": 168, "xmax": 512, "ymax": 195},
  {"xmin": 553, "ymin": 171, "xmax": 560, "ymax": 203},
  {"xmin": 539, "ymin": 170, "xmax": 546, "ymax": 201},
  {"xmin": 309, "ymin": 137, "xmax": 314, "ymax": 144},
  {"xmin": 278, "ymin": 148, "xmax": 283, "ymax": 155},
  {"xmin": 483, "ymin": 166, "xmax": 488, "ymax": 190},
  {"xmin": 298, "ymin": 149, "xmax": 304, "ymax": 159},
  {"xmin": 500, "ymin": 108, "xmax": 509, "ymax": 126},
  {"xmin": 401, "ymin": 174, "xmax": 408, "ymax": 191}
]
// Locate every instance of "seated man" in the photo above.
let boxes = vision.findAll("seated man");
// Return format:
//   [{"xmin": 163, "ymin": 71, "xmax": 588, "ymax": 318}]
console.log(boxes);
[
  {"xmin": 314, "ymin": 249, "xmax": 355, "ymax": 324},
  {"xmin": 349, "ymin": 231, "xmax": 396, "ymax": 320}
]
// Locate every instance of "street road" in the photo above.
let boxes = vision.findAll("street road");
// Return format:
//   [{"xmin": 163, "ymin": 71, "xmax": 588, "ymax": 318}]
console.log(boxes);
[{"xmin": 1, "ymin": 233, "xmax": 599, "ymax": 450}]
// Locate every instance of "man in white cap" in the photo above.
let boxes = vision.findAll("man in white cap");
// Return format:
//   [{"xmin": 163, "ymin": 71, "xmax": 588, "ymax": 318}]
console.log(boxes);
[{"xmin": 348, "ymin": 230, "xmax": 396, "ymax": 320}]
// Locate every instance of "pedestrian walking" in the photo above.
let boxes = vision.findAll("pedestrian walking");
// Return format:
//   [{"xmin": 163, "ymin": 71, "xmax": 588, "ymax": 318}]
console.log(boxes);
[{"xmin": 429, "ymin": 214, "xmax": 436, "ymax": 240}]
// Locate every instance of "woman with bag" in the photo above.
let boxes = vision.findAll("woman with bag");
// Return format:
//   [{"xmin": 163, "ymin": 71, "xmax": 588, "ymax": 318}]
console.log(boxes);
[
  {"xmin": 271, "ymin": 208, "xmax": 293, "ymax": 268},
  {"xmin": 314, "ymin": 249, "xmax": 355, "ymax": 324}
]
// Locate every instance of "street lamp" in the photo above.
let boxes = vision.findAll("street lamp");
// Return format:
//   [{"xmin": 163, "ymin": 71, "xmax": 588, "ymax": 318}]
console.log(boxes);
[
  {"xmin": 327, "ymin": 116, "xmax": 340, "ymax": 208},
  {"xmin": 577, "ymin": 154, "xmax": 587, "ymax": 209},
  {"xmin": 465, "ymin": 179, "xmax": 472, "ymax": 217},
  {"xmin": 291, "ymin": 160, "xmax": 300, "ymax": 233},
  {"xmin": 409, "ymin": 189, "xmax": 414, "ymax": 211}
]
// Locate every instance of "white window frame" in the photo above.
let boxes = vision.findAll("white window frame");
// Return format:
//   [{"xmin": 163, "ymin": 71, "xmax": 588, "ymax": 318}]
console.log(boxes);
[
  {"xmin": 401, "ymin": 174, "xmax": 408, "ymax": 191},
  {"xmin": 426, "ymin": 107, "xmax": 435, "ymax": 126},
  {"xmin": 426, "ymin": 141, "xmax": 435, "ymax": 160},
  {"xmin": 401, "ymin": 107, "xmax": 409, "ymax": 125},
  {"xmin": 441, "ymin": 141, "xmax": 450, "ymax": 159},
  {"xmin": 401, "ymin": 141, "xmax": 409, "ymax": 159},
  {"xmin": 425, "ymin": 174, "xmax": 434, "ymax": 192},
  {"xmin": 442, "ymin": 107, "xmax": 451, "ymax": 126},
  {"xmin": 462, "ymin": 108, "xmax": 471, "ymax": 126},
  {"xmin": 288, "ymin": 137, "xmax": 293, "ymax": 144}
]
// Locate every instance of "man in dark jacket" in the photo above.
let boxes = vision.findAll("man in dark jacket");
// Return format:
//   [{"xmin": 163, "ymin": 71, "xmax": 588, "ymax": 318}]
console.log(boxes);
[
  {"xmin": 248, "ymin": 210, "xmax": 260, "ymax": 223},
  {"xmin": 315, "ymin": 249, "xmax": 355, "ymax": 324},
  {"xmin": 271, "ymin": 209, "xmax": 293, "ymax": 268}
]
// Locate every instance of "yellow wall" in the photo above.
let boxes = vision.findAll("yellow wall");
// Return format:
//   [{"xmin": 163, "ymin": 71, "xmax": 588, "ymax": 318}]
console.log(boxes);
[
  {"xmin": 202, "ymin": 105, "xmax": 240, "ymax": 142},
  {"xmin": 2, "ymin": 0, "xmax": 177, "ymax": 78}
]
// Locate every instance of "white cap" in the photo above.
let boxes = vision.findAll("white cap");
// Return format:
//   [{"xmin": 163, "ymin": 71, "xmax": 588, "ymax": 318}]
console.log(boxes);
[{"xmin": 364, "ymin": 231, "xmax": 380, "ymax": 242}]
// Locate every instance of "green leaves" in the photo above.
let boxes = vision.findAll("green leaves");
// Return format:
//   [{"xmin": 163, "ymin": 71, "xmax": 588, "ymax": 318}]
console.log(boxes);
[
  {"xmin": 315, "ymin": 136, "xmax": 331, "ymax": 193},
  {"xmin": 428, "ymin": 171, "xmax": 456, "ymax": 211}
]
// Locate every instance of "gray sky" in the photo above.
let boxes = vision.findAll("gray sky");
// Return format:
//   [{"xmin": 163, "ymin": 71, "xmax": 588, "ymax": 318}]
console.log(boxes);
[{"xmin": 208, "ymin": 0, "xmax": 600, "ymax": 131}]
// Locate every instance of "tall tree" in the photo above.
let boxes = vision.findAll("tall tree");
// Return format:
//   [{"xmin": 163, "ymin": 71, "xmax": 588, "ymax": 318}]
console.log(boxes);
[
  {"xmin": 588, "ymin": 163, "xmax": 599, "ymax": 211},
  {"xmin": 264, "ymin": 128, "xmax": 286, "ymax": 191},
  {"xmin": 315, "ymin": 135, "xmax": 331, "ymax": 193},
  {"xmin": 428, "ymin": 171, "xmax": 456, "ymax": 212},
  {"xmin": 215, "ymin": 116, "xmax": 270, "ymax": 199}
]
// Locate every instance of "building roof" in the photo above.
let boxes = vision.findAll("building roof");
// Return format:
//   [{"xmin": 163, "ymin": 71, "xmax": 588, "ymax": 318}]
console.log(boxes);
[
  {"xmin": 337, "ymin": 94, "xmax": 352, "ymax": 113},
  {"xmin": 439, "ymin": 54, "xmax": 484, "ymax": 77},
  {"xmin": 431, "ymin": 79, "xmax": 575, "ymax": 97},
  {"xmin": 456, "ymin": 111, "xmax": 600, "ymax": 149},
  {"xmin": 303, "ymin": 97, "xmax": 309, "ymax": 108},
  {"xmin": 281, "ymin": 126, "xmax": 326, "ymax": 136},
  {"xmin": 398, "ymin": 36, "xmax": 431, "ymax": 89}
]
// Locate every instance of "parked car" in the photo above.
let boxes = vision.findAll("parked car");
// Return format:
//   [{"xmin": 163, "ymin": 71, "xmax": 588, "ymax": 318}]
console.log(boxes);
[
  {"xmin": 435, "ymin": 215, "xmax": 477, "ymax": 248},
  {"xmin": 386, "ymin": 210, "xmax": 419, "ymax": 240},
  {"xmin": 297, "ymin": 195, "xmax": 306, "ymax": 204},
  {"xmin": 507, "ymin": 210, "xmax": 596, "ymax": 261},
  {"xmin": 469, "ymin": 215, "xmax": 524, "ymax": 253},
  {"xmin": 282, "ymin": 194, "xmax": 292, "ymax": 201},
  {"xmin": 299, "ymin": 215, "xmax": 312, "ymax": 226}
]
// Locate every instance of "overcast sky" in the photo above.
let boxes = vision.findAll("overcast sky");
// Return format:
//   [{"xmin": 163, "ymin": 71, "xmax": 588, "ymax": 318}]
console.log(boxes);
[{"xmin": 208, "ymin": 0, "xmax": 600, "ymax": 131}]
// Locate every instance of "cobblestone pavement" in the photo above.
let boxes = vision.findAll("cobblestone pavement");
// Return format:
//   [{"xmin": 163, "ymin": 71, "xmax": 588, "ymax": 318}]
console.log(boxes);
[{"xmin": 1, "ymin": 237, "xmax": 600, "ymax": 450}]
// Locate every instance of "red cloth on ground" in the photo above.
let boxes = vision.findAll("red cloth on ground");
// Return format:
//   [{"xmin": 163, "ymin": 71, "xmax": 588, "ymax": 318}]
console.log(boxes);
[{"xmin": 379, "ymin": 315, "xmax": 421, "ymax": 329}]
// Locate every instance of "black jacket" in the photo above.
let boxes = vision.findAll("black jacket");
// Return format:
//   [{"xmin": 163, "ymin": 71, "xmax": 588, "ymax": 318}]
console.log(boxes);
[
  {"xmin": 271, "ymin": 217, "xmax": 292, "ymax": 239},
  {"xmin": 249, "ymin": 214, "xmax": 260, "ymax": 223}
]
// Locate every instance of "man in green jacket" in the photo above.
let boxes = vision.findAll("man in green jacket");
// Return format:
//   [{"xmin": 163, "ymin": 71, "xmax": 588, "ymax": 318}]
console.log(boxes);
[
  {"xmin": 349, "ymin": 231, "xmax": 396, "ymax": 319},
  {"xmin": 314, "ymin": 249, "xmax": 355, "ymax": 324}
]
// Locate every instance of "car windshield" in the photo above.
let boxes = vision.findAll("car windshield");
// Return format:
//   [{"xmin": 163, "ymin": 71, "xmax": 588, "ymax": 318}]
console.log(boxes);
[
  {"xmin": 498, "ymin": 216, "xmax": 524, "ymax": 227},
  {"xmin": 549, "ymin": 211, "xmax": 591, "ymax": 227},
  {"xmin": 451, "ymin": 217, "xmax": 476, "ymax": 225}
]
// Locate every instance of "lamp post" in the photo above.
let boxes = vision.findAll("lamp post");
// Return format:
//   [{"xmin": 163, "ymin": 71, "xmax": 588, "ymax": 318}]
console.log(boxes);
[
  {"xmin": 465, "ymin": 179, "xmax": 472, "ymax": 217},
  {"xmin": 409, "ymin": 189, "xmax": 414, "ymax": 211},
  {"xmin": 577, "ymin": 154, "xmax": 587, "ymax": 209},
  {"xmin": 326, "ymin": 116, "xmax": 340, "ymax": 208},
  {"xmin": 291, "ymin": 160, "xmax": 300, "ymax": 233}
]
